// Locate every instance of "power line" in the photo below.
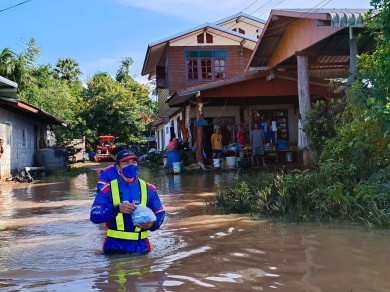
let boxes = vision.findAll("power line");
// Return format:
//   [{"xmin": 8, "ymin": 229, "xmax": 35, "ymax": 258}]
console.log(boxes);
[{"xmin": 0, "ymin": 0, "xmax": 33, "ymax": 13}]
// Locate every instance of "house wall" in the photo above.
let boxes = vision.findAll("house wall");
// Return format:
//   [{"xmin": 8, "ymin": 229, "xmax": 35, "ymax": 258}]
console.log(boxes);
[
  {"xmin": 162, "ymin": 112, "xmax": 183, "ymax": 150},
  {"xmin": 157, "ymin": 88, "xmax": 170, "ymax": 116},
  {"xmin": 0, "ymin": 108, "xmax": 47, "ymax": 178},
  {"xmin": 167, "ymin": 46, "xmax": 251, "ymax": 94},
  {"xmin": 269, "ymin": 18, "xmax": 342, "ymax": 68}
]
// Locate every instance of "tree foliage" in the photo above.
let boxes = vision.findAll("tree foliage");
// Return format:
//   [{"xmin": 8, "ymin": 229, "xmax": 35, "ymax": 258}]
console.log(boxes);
[
  {"xmin": 54, "ymin": 58, "xmax": 82, "ymax": 82},
  {"xmin": 80, "ymin": 66, "xmax": 154, "ymax": 148},
  {"xmin": 306, "ymin": 2, "xmax": 390, "ymax": 176},
  {"xmin": 0, "ymin": 39, "xmax": 157, "ymax": 149}
]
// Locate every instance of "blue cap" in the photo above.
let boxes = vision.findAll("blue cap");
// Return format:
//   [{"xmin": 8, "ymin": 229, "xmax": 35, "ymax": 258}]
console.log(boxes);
[{"xmin": 116, "ymin": 150, "xmax": 139, "ymax": 163}]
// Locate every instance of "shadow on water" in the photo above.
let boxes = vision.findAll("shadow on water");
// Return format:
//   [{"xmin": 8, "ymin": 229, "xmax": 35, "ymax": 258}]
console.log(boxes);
[{"xmin": 1, "ymin": 165, "xmax": 390, "ymax": 291}]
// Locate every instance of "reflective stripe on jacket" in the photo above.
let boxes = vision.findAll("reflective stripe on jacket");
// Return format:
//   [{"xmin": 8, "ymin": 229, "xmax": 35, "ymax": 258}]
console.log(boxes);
[{"xmin": 107, "ymin": 178, "xmax": 148, "ymax": 240}]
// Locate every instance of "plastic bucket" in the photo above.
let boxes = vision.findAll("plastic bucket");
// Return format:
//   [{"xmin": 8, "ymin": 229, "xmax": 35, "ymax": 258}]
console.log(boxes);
[
  {"xmin": 172, "ymin": 162, "xmax": 182, "ymax": 173},
  {"xmin": 213, "ymin": 159, "xmax": 221, "ymax": 168},
  {"xmin": 286, "ymin": 152, "xmax": 292, "ymax": 162},
  {"xmin": 167, "ymin": 150, "xmax": 180, "ymax": 169},
  {"xmin": 89, "ymin": 151, "xmax": 96, "ymax": 161},
  {"xmin": 226, "ymin": 156, "xmax": 236, "ymax": 169}
]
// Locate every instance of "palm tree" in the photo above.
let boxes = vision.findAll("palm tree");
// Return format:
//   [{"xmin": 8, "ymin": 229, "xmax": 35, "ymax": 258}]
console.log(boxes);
[
  {"xmin": 0, "ymin": 48, "xmax": 17, "ymax": 78},
  {"xmin": 55, "ymin": 58, "xmax": 82, "ymax": 81}
]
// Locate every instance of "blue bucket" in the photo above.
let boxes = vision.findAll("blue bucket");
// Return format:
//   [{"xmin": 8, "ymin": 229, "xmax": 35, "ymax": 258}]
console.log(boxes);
[
  {"xmin": 167, "ymin": 150, "xmax": 180, "ymax": 169},
  {"xmin": 89, "ymin": 151, "xmax": 96, "ymax": 161}
]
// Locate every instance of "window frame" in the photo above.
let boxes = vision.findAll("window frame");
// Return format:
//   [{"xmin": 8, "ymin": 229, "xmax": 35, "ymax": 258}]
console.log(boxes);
[
  {"xmin": 5, "ymin": 122, "xmax": 12, "ymax": 147},
  {"xmin": 22, "ymin": 128, "xmax": 27, "ymax": 147},
  {"xmin": 185, "ymin": 50, "xmax": 227, "ymax": 81},
  {"xmin": 186, "ymin": 58, "xmax": 199, "ymax": 80}
]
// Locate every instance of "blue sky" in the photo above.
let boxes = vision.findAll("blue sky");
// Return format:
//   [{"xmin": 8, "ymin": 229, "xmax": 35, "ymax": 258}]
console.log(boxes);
[{"xmin": 1, "ymin": 0, "xmax": 372, "ymax": 84}]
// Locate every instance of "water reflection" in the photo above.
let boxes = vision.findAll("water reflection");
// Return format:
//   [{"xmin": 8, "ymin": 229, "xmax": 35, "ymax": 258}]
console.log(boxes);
[{"xmin": 0, "ymin": 167, "xmax": 390, "ymax": 291}]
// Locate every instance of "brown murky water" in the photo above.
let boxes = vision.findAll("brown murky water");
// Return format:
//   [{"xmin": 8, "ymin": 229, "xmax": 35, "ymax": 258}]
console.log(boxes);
[{"xmin": 1, "ymin": 166, "xmax": 390, "ymax": 291}]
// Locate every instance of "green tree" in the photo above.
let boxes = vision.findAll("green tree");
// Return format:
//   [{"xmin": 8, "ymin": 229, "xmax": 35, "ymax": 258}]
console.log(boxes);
[
  {"xmin": 115, "ymin": 57, "xmax": 134, "ymax": 84},
  {"xmin": 319, "ymin": 2, "xmax": 390, "ymax": 181},
  {"xmin": 0, "ymin": 48, "xmax": 16, "ymax": 77},
  {"xmin": 13, "ymin": 38, "xmax": 41, "ymax": 91},
  {"xmin": 82, "ymin": 72, "xmax": 150, "ymax": 145},
  {"xmin": 55, "ymin": 58, "xmax": 82, "ymax": 82}
]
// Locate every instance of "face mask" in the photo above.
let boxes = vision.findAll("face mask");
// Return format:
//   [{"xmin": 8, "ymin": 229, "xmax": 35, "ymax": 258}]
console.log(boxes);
[{"xmin": 121, "ymin": 164, "xmax": 138, "ymax": 179}]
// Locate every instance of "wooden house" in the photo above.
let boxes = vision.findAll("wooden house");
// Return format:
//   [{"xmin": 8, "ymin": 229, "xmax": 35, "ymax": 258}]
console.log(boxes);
[
  {"xmin": 142, "ymin": 12, "xmax": 265, "ymax": 155},
  {"xmin": 142, "ymin": 9, "xmax": 372, "ymax": 163}
]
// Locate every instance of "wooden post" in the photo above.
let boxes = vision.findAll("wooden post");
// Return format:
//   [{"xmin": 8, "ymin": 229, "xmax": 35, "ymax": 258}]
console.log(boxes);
[
  {"xmin": 195, "ymin": 98, "xmax": 204, "ymax": 164},
  {"xmin": 179, "ymin": 109, "xmax": 188, "ymax": 143},
  {"xmin": 297, "ymin": 54, "xmax": 311, "ymax": 165},
  {"xmin": 348, "ymin": 27, "xmax": 358, "ymax": 85}
]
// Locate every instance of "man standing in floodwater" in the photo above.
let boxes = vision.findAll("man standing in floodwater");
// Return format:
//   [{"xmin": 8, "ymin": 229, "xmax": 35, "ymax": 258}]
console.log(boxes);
[
  {"xmin": 90, "ymin": 150, "xmax": 165, "ymax": 253},
  {"xmin": 96, "ymin": 145, "xmax": 127, "ymax": 191}
]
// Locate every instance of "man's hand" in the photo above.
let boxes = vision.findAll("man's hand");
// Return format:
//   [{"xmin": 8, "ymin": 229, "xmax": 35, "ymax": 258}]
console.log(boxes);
[
  {"xmin": 136, "ymin": 221, "xmax": 154, "ymax": 230},
  {"xmin": 119, "ymin": 201, "xmax": 137, "ymax": 214}
]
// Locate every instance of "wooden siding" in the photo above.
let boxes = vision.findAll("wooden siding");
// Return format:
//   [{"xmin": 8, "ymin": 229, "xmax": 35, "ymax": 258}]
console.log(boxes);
[
  {"xmin": 269, "ymin": 19, "xmax": 342, "ymax": 68},
  {"xmin": 168, "ymin": 46, "xmax": 250, "ymax": 94},
  {"xmin": 201, "ymin": 77, "xmax": 329, "ymax": 98}
]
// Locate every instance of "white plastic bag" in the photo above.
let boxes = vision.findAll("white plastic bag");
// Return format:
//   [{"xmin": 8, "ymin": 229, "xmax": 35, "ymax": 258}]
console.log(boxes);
[{"xmin": 131, "ymin": 205, "xmax": 156, "ymax": 225}]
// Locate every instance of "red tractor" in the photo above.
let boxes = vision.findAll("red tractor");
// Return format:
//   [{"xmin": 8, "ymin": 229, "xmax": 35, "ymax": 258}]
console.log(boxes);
[{"xmin": 95, "ymin": 135, "xmax": 116, "ymax": 162}]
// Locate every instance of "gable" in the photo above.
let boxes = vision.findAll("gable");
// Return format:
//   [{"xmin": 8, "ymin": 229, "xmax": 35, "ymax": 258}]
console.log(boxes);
[
  {"xmin": 217, "ymin": 17, "xmax": 265, "ymax": 40},
  {"xmin": 170, "ymin": 30, "xmax": 241, "ymax": 47}
]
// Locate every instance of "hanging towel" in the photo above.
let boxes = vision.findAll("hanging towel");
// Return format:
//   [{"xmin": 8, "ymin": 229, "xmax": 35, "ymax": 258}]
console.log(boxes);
[{"xmin": 271, "ymin": 121, "xmax": 277, "ymax": 132}]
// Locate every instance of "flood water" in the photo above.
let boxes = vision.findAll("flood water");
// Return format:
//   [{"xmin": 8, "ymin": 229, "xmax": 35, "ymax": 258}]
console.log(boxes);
[{"xmin": 1, "ymin": 165, "xmax": 390, "ymax": 291}]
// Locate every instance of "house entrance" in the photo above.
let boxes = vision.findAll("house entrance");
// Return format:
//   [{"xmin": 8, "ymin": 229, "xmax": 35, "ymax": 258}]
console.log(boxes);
[{"xmin": 253, "ymin": 110, "xmax": 289, "ymax": 143}]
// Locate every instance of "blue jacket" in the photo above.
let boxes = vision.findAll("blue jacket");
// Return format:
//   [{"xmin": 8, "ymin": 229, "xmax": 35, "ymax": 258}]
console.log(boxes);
[
  {"xmin": 97, "ymin": 164, "xmax": 120, "ymax": 191},
  {"xmin": 90, "ymin": 176, "xmax": 165, "ymax": 253}
]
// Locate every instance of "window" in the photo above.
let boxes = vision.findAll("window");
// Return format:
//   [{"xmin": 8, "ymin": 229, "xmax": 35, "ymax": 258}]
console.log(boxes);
[
  {"xmin": 22, "ymin": 128, "xmax": 27, "ymax": 147},
  {"xmin": 214, "ymin": 59, "xmax": 226, "ymax": 79},
  {"xmin": 185, "ymin": 50, "xmax": 227, "ymax": 81},
  {"xmin": 197, "ymin": 33, "xmax": 204, "ymax": 44},
  {"xmin": 206, "ymin": 33, "xmax": 213, "ymax": 43},
  {"xmin": 187, "ymin": 59, "xmax": 198, "ymax": 80},
  {"xmin": 232, "ymin": 28, "xmax": 245, "ymax": 34},
  {"xmin": 5, "ymin": 122, "xmax": 12, "ymax": 146},
  {"xmin": 201, "ymin": 59, "xmax": 212, "ymax": 79},
  {"xmin": 196, "ymin": 32, "xmax": 213, "ymax": 44}
]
